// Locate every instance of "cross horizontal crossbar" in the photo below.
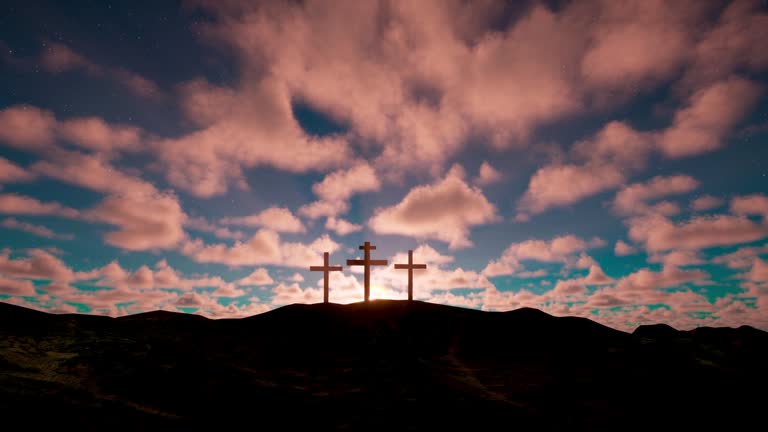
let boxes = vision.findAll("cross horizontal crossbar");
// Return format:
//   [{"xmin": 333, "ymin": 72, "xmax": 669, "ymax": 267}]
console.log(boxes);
[
  {"xmin": 347, "ymin": 259, "xmax": 388, "ymax": 265},
  {"xmin": 394, "ymin": 264, "xmax": 427, "ymax": 269},
  {"xmin": 310, "ymin": 265, "xmax": 342, "ymax": 271}
]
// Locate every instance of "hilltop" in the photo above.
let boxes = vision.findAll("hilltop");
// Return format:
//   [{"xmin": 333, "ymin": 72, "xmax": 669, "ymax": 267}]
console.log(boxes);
[{"xmin": 1, "ymin": 300, "xmax": 766, "ymax": 430}]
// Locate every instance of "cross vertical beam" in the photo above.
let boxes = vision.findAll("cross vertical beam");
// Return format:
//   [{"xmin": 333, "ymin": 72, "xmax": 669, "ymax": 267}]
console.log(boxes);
[
  {"xmin": 309, "ymin": 252, "xmax": 343, "ymax": 303},
  {"xmin": 394, "ymin": 250, "xmax": 427, "ymax": 301},
  {"xmin": 346, "ymin": 241, "xmax": 388, "ymax": 302}
]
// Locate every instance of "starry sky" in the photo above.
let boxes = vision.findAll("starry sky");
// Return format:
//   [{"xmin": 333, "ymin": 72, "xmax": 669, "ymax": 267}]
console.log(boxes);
[{"xmin": 1, "ymin": 0, "xmax": 768, "ymax": 331}]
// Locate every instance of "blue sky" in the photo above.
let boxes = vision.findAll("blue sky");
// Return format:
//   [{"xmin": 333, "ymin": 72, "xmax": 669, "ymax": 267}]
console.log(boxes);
[{"xmin": 1, "ymin": 0, "xmax": 767, "ymax": 330}]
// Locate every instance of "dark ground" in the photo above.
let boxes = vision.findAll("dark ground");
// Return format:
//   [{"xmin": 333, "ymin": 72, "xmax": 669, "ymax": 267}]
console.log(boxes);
[{"xmin": 1, "ymin": 300, "xmax": 766, "ymax": 430}]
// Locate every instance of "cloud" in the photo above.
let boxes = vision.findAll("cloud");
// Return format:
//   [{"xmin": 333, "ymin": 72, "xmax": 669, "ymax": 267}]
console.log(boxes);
[
  {"xmin": 235, "ymin": 268, "xmax": 274, "ymax": 286},
  {"xmin": 614, "ymin": 240, "xmax": 637, "ymax": 256},
  {"xmin": 614, "ymin": 265, "xmax": 709, "ymax": 292},
  {"xmin": 684, "ymin": 0, "xmax": 768, "ymax": 89},
  {"xmin": 369, "ymin": 166, "xmax": 499, "ymax": 249},
  {"xmin": 0, "ymin": 193, "xmax": 79, "ymax": 218},
  {"xmin": 181, "ymin": 230, "xmax": 339, "ymax": 268},
  {"xmin": 287, "ymin": 272, "xmax": 304, "ymax": 282},
  {"xmin": 657, "ymin": 77, "xmax": 762, "ymax": 158},
  {"xmin": 517, "ymin": 163, "xmax": 624, "ymax": 218},
  {"xmin": 517, "ymin": 121, "xmax": 653, "ymax": 217},
  {"xmin": 0, "ymin": 275, "xmax": 36, "ymax": 296},
  {"xmin": 87, "ymin": 190, "xmax": 186, "ymax": 251},
  {"xmin": 300, "ymin": 162, "xmax": 381, "ymax": 219},
  {"xmin": 79, "ymin": 259, "xmax": 228, "ymax": 291},
  {"xmin": 712, "ymin": 244, "xmax": 768, "ymax": 269},
  {"xmin": 184, "ymin": 216, "xmax": 244, "ymax": 240},
  {"xmin": 1, "ymin": 218, "xmax": 73, "ymax": 240},
  {"xmin": 221, "ymin": 207, "xmax": 305, "ymax": 233},
  {"xmin": 649, "ymin": 250, "xmax": 704, "ymax": 268},
  {"xmin": 58, "ymin": 117, "xmax": 143, "ymax": 153},
  {"xmin": 483, "ymin": 234, "xmax": 605, "ymax": 276},
  {"xmin": 627, "ymin": 213, "xmax": 768, "ymax": 252},
  {"xmin": 156, "ymin": 77, "xmax": 351, "ymax": 198},
  {"xmin": 473, "ymin": 161, "xmax": 503, "ymax": 186},
  {"xmin": 731, "ymin": 194, "xmax": 768, "ymax": 220},
  {"xmin": 38, "ymin": 42, "xmax": 161, "ymax": 99},
  {"xmin": 31, "ymin": 152, "xmax": 189, "ymax": 251},
  {"xmin": 580, "ymin": 1, "xmax": 706, "ymax": 92},
  {"xmin": 551, "ymin": 264, "xmax": 613, "ymax": 299},
  {"xmin": 690, "ymin": 195, "xmax": 724, "ymax": 211},
  {"xmin": 324, "ymin": 217, "xmax": 362, "ymax": 236},
  {"xmin": 0, "ymin": 157, "xmax": 35, "ymax": 183},
  {"xmin": 0, "ymin": 249, "xmax": 75, "ymax": 281},
  {"xmin": 0, "ymin": 105, "xmax": 56, "ymax": 149},
  {"xmin": 612, "ymin": 175, "xmax": 699, "ymax": 216}
]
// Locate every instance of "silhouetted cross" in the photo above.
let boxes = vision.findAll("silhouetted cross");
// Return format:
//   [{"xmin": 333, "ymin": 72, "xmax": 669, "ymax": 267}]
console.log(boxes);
[
  {"xmin": 346, "ymin": 241, "xmax": 388, "ymax": 302},
  {"xmin": 310, "ymin": 252, "xmax": 343, "ymax": 304},
  {"xmin": 394, "ymin": 250, "xmax": 427, "ymax": 301}
]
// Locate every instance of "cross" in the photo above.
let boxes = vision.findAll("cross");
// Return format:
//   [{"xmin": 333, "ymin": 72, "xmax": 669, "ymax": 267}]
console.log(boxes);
[
  {"xmin": 346, "ymin": 241, "xmax": 388, "ymax": 302},
  {"xmin": 394, "ymin": 250, "xmax": 427, "ymax": 301},
  {"xmin": 309, "ymin": 252, "xmax": 343, "ymax": 303}
]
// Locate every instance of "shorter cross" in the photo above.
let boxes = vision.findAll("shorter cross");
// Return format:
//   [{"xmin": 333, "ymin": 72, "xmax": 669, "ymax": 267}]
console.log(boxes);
[
  {"xmin": 394, "ymin": 250, "xmax": 427, "ymax": 301},
  {"xmin": 310, "ymin": 252, "xmax": 343, "ymax": 303}
]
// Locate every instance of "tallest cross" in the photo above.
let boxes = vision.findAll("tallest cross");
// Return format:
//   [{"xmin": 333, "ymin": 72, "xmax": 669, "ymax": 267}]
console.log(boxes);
[{"xmin": 346, "ymin": 241, "xmax": 388, "ymax": 302}]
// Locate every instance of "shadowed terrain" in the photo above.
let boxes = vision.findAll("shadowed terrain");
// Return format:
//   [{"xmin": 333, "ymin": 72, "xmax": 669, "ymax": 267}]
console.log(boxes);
[{"xmin": 1, "ymin": 300, "xmax": 766, "ymax": 430}]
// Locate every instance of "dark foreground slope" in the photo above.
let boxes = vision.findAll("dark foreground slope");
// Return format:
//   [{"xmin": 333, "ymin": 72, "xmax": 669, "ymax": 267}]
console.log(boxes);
[{"xmin": 1, "ymin": 300, "xmax": 766, "ymax": 430}]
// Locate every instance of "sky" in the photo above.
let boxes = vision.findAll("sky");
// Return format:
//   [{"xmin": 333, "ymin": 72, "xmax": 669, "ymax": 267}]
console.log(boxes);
[{"xmin": 1, "ymin": 0, "xmax": 767, "ymax": 331}]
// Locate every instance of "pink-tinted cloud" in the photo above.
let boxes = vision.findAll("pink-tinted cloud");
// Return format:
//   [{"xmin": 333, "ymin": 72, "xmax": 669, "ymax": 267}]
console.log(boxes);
[
  {"xmin": 236, "ymin": 268, "xmax": 274, "ymax": 286},
  {"xmin": 580, "ymin": 1, "xmax": 707, "ymax": 93},
  {"xmin": 731, "ymin": 194, "xmax": 768, "ymax": 220},
  {"xmin": 517, "ymin": 163, "xmax": 624, "ymax": 218},
  {"xmin": 473, "ymin": 161, "xmax": 503, "ymax": 186},
  {"xmin": 181, "ymin": 230, "xmax": 338, "ymax": 268},
  {"xmin": 31, "ymin": 152, "xmax": 188, "ymax": 251},
  {"xmin": 685, "ymin": 0, "xmax": 768, "ymax": 89},
  {"xmin": 31, "ymin": 151, "xmax": 153, "ymax": 195},
  {"xmin": 221, "ymin": 207, "xmax": 305, "ymax": 233},
  {"xmin": 627, "ymin": 213, "xmax": 768, "ymax": 252},
  {"xmin": 185, "ymin": 216, "xmax": 244, "ymax": 240},
  {"xmin": 369, "ymin": 166, "xmax": 499, "ymax": 249},
  {"xmin": 38, "ymin": 42, "xmax": 161, "ymax": 99},
  {"xmin": 712, "ymin": 244, "xmax": 768, "ymax": 269},
  {"xmin": 649, "ymin": 250, "xmax": 705, "ymax": 267},
  {"xmin": 0, "ymin": 193, "xmax": 79, "ymax": 218},
  {"xmin": 657, "ymin": 77, "xmax": 762, "ymax": 158},
  {"xmin": 58, "ymin": 117, "xmax": 143, "ymax": 153},
  {"xmin": 614, "ymin": 240, "xmax": 637, "ymax": 256},
  {"xmin": 690, "ymin": 195, "xmax": 724, "ymax": 211},
  {"xmin": 484, "ymin": 234, "xmax": 604, "ymax": 276},
  {"xmin": 300, "ymin": 162, "xmax": 380, "ymax": 219},
  {"xmin": 0, "ymin": 275, "xmax": 36, "ymax": 296},
  {"xmin": 1, "ymin": 218, "xmax": 73, "ymax": 240},
  {"xmin": 0, "ymin": 249, "xmax": 75, "ymax": 281},
  {"xmin": 324, "ymin": 217, "xmax": 362, "ymax": 236},
  {"xmin": 0, "ymin": 157, "xmax": 35, "ymax": 183},
  {"xmin": 0, "ymin": 105, "xmax": 56, "ymax": 149},
  {"xmin": 612, "ymin": 175, "xmax": 699, "ymax": 216},
  {"xmin": 157, "ymin": 77, "xmax": 351, "ymax": 198},
  {"xmin": 87, "ymin": 190, "xmax": 186, "ymax": 251},
  {"xmin": 615, "ymin": 265, "xmax": 708, "ymax": 292}
]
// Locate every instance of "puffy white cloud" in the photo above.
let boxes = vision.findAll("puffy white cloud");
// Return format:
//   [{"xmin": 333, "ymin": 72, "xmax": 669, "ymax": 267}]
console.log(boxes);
[
  {"xmin": 612, "ymin": 175, "xmax": 699, "ymax": 216},
  {"xmin": 0, "ymin": 218, "xmax": 73, "ymax": 240},
  {"xmin": 483, "ymin": 234, "xmax": 605, "ymax": 276},
  {"xmin": 236, "ymin": 268, "xmax": 274, "ymax": 286},
  {"xmin": 221, "ymin": 207, "xmax": 305, "ymax": 233},
  {"xmin": 369, "ymin": 166, "xmax": 499, "ymax": 249},
  {"xmin": 181, "ymin": 230, "xmax": 339, "ymax": 268},
  {"xmin": 0, "ymin": 157, "xmax": 35, "ymax": 183},
  {"xmin": 473, "ymin": 161, "xmax": 503, "ymax": 186}
]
